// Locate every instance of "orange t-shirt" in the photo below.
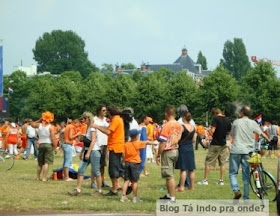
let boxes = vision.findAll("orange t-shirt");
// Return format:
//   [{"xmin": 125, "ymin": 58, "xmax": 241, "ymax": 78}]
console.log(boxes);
[
  {"xmin": 80, "ymin": 123, "xmax": 87, "ymax": 135},
  {"xmin": 158, "ymin": 120, "xmax": 183, "ymax": 151},
  {"xmin": 124, "ymin": 140, "xmax": 146, "ymax": 163},
  {"xmin": 108, "ymin": 115, "xmax": 125, "ymax": 153},
  {"xmin": 64, "ymin": 124, "xmax": 75, "ymax": 144}
]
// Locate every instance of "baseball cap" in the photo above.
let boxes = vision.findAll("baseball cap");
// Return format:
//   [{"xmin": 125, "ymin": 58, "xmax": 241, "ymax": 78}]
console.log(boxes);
[{"xmin": 129, "ymin": 129, "xmax": 140, "ymax": 138}]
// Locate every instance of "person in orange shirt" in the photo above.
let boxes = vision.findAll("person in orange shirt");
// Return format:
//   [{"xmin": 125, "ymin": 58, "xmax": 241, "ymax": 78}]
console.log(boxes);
[
  {"xmin": 92, "ymin": 105, "xmax": 125, "ymax": 196},
  {"xmin": 195, "ymin": 122, "xmax": 206, "ymax": 150},
  {"xmin": 146, "ymin": 117, "xmax": 154, "ymax": 163},
  {"xmin": 21, "ymin": 119, "xmax": 29, "ymax": 151},
  {"xmin": 1, "ymin": 120, "xmax": 11, "ymax": 149},
  {"xmin": 121, "ymin": 129, "xmax": 155, "ymax": 203},
  {"xmin": 62, "ymin": 118, "xmax": 81, "ymax": 181}
]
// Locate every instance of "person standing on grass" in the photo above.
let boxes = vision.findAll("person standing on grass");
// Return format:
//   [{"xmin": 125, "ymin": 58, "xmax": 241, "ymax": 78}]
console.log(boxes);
[
  {"xmin": 91, "ymin": 105, "xmax": 125, "ymax": 196},
  {"xmin": 121, "ymin": 129, "xmax": 156, "ymax": 203},
  {"xmin": 21, "ymin": 119, "xmax": 29, "ymax": 155},
  {"xmin": 91, "ymin": 105, "xmax": 110, "ymax": 189},
  {"xmin": 230, "ymin": 106, "xmax": 269, "ymax": 203},
  {"xmin": 6, "ymin": 122, "xmax": 20, "ymax": 157},
  {"xmin": 69, "ymin": 112, "xmax": 103, "ymax": 196},
  {"xmin": 157, "ymin": 106, "xmax": 183, "ymax": 202},
  {"xmin": 197, "ymin": 108, "xmax": 231, "ymax": 186},
  {"xmin": 175, "ymin": 112, "xmax": 197, "ymax": 191},
  {"xmin": 31, "ymin": 111, "xmax": 56, "ymax": 182},
  {"xmin": 62, "ymin": 118, "xmax": 81, "ymax": 181},
  {"xmin": 23, "ymin": 119, "xmax": 38, "ymax": 160}
]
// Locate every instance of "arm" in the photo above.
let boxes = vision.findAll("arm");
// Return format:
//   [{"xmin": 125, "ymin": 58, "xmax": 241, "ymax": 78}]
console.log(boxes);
[
  {"xmin": 91, "ymin": 123, "xmax": 111, "ymax": 135},
  {"xmin": 156, "ymin": 142, "xmax": 166, "ymax": 165},
  {"xmin": 192, "ymin": 132, "xmax": 197, "ymax": 145},
  {"xmin": 69, "ymin": 128, "xmax": 81, "ymax": 140},
  {"xmin": 85, "ymin": 130, "xmax": 96, "ymax": 160},
  {"xmin": 260, "ymin": 132, "xmax": 269, "ymax": 142},
  {"xmin": 49, "ymin": 126, "xmax": 57, "ymax": 149}
]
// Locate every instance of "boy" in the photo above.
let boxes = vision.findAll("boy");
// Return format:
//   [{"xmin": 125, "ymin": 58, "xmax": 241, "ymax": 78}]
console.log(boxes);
[{"xmin": 121, "ymin": 129, "xmax": 155, "ymax": 203}]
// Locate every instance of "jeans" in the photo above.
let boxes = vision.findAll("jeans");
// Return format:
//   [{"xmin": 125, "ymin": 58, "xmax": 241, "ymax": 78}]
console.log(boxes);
[
  {"xmin": 62, "ymin": 143, "xmax": 73, "ymax": 168},
  {"xmin": 78, "ymin": 150, "xmax": 101, "ymax": 177},
  {"xmin": 26, "ymin": 137, "xmax": 38, "ymax": 159},
  {"xmin": 229, "ymin": 153, "xmax": 250, "ymax": 200}
]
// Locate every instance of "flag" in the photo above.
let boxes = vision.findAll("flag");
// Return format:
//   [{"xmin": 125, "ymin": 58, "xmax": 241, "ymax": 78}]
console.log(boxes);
[
  {"xmin": 8, "ymin": 87, "xmax": 14, "ymax": 94},
  {"xmin": 254, "ymin": 114, "xmax": 262, "ymax": 125}
]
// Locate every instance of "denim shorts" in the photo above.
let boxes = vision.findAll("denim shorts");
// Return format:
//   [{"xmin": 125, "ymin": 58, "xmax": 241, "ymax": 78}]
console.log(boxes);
[
  {"xmin": 78, "ymin": 150, "xmax": 101, "ymax": 177},
  {"xmin": 62, "ymin": 143, "xmax": 73, "ymax": 168}
]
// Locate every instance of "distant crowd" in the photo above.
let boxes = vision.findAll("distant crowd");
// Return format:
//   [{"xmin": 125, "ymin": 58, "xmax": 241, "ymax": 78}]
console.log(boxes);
[{"xmin": 0, "ymin": 104, "xmax": 279, "ymax": 204}]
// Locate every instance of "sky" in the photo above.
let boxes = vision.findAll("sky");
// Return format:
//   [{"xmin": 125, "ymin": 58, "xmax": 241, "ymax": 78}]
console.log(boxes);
[{"xmin": 0, "ymin": 0, "xmax": 280, "ymax": 75}]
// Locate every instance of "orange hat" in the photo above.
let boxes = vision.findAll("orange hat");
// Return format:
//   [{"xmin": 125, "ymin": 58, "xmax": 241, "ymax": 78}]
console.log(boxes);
[{"xmin": 42, "ymin": 111, "xmax": 54, "ymax": 123}]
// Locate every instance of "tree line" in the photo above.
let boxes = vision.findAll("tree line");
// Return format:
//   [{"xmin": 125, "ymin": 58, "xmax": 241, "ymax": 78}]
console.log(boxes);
[{"xmin": 4, "ymin": 61, "xmax": 280, "ymax": 124}]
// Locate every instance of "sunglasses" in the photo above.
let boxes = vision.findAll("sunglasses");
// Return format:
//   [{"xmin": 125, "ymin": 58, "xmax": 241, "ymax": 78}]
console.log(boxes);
[{"xmin": 102, "ymin": 109, "xmax": 107, "ymax": 112}]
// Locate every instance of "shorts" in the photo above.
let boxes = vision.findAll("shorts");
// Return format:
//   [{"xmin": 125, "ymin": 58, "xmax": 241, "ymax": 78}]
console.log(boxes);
[
  {"xmin": 205, "ymin": 145, "xmax": 227, "ymax": 166},
  {"xmin": 108, "ymin": 151, "xmax": 123, "ymax": 179},
  {"xmin": 269, "ymin": 140, "xmax": 278, "ymax": 150},
  {"xmin": 62, "ymin": 143, "xmax": 73, "ymax": 168},
  {"xmin": 124, "ymin": 162, "xmax": 140, "ymax": 182},
  {"xmin": 38, "ymin": 143, "xmax": 53, "ymax": 166},
  {"xmin": 78, "ymin": 150, "xmax": 101, "ymax": 176},
  {"xmin": 100, "ymin": 145, "xmax": 108, "ymax": 167},
  {"xmin": 161, "ymin": 149, "xmax": 178, "ymax": 179}
]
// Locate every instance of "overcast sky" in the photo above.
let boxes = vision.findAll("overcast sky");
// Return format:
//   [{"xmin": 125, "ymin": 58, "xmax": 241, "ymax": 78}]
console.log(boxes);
[{"xmin": 0, "ymin": 0, "xmax": 280, "ymax": 75}]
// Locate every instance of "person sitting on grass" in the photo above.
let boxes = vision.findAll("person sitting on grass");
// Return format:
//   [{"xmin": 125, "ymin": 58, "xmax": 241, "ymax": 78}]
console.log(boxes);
[{"xmin": 121, "ymin": 129, "xmax": 156, "ymax": 203}]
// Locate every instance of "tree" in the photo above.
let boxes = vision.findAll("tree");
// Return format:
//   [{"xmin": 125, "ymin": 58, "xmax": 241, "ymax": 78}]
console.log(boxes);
[
  {"xmin": 241, "ymin": 61, "xmax": 280, "ymax": 122},
  {"xmin": 197, "ymin": 66, "xmax": 240, "ymax": 118},
  {"xmin": 122, "ymin": 63, "xmax": 136, "ymax": 70},
  {"xmin": 100, "ymin": 63, "xmax": 114, "ymax": 75},
  {"xmin": 220, "ymin": 38, "xmax": 251, "ymax": 81},
  {"xmin": 33, "ymin": 30, "xmax": 98, "ymax": 78},
  {"xmin": 196, "ymin": 51, "xmax": 208, "ymax": 70}
]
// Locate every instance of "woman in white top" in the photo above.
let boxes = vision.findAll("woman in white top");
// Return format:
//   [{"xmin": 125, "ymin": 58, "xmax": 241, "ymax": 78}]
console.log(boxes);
[
  {"xmin": 31, "ymin": 111, "xmax": 56, "ymax": 181},
  {"xmin": 6, "ymin": 122, "xmax": 19, "ymax": 156}
]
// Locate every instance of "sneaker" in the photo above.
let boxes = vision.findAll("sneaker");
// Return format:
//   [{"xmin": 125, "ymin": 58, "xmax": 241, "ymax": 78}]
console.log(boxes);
[
  {"xmin": 102, "ymin": 182, "xmax": 111, "ymax": 188},
  {"xmin": 104, "ymin": 190, "xmax": 118, "ymax": 196},
  {"xmin": 216, "ymin": 180, "xmax": 224, "ymax": 185},
  {"xmin": 197, "ymin": 179, "xmax": 208, "ymax": 185},
  {"xmin": 126, "ymin": 186, "xmax": 133, "ymax": 195},
  {"xmin": 68, "ymin": 189, "xmax": 80, "ymax": 196},
  {"xmin": 91, "ymin": 182, "xmax": 97, "ymax": 189},
  {"xmin": 133, "ymin": 197, "xmax": 143, "ymax": 203},
  {"xmin": 159, "ymin": 195, "xmax": 171, "ymax": 200},
  {"xmin": 120, "ymin": 196, "xmax": 130, "ymax": 202},
  {"xmin": 90, "ymin": 191, "xmax": 103, "ymax": 196},
  {"xmin": 4, "ymin": 155, "xmax": 11, "ymax": 159},
  {"xmin": 22, "ymin": 156, "xmax": 28, "ymax": 160}
]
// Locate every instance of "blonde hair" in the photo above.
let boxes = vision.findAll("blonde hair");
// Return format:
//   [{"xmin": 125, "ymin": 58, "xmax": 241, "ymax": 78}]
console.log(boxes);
[{"xmin": 82, "ymin": 112, "xmax": 94, "ymax": 124}]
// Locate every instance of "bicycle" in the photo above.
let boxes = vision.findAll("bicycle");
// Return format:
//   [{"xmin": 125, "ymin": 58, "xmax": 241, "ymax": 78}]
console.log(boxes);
[
  {"xmin": 0, "ymin": 148, "xmax": 15, "ymax": 171},
  {"xmin": 248, "ymin": 150, "xmax": 277, "ymax": 202}
]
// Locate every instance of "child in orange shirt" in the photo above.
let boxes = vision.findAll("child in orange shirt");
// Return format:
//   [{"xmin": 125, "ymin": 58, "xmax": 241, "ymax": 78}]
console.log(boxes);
[{"xmin": 121, "ymin": 129, "xmax": 155, "ymax": 203}]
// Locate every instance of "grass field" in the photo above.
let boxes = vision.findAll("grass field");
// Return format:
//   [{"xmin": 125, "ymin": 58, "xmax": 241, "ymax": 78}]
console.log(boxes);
[{"xmin": 0, "ymin": 148, "xmax": 278, "ymax": 215}]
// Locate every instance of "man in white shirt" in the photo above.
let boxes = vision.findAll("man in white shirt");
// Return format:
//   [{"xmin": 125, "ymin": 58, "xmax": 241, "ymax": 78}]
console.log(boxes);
[
  {"xmin": 23, "ymin": 120, "xmax": 38, "ymax": 160},
  {"xmin": 91, "ymin": 105, "xmax": 110, "ymax": 188}
]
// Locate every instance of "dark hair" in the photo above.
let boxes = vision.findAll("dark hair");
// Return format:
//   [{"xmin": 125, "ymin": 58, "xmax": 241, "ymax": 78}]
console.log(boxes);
[
  {"xmin": 96, "ymin": 104, "xmax": 106, "ymax": 115},
  {"xmin": 184, "ymin": 112, "xmax": 192, "ymax": 122},
  {"xmin": 107, "ymin": 105, "xmax": 120, "ymax": 116},
  {"xmin": 272, "ymin": 120, "xmax": 277, "ymax": 125},
  {"xmin": 165, "ymin": 106, "xmax": 176, "ymax": 117},
  {"xmin": 122, "ymin": 109, "xmax": 133, "ymax": 142},
  {"xmin": 141, "ymin": 115, "xmax": 148, "ymax": 122},
  {"xmin": 241, "ymin": 106, "xmax": 251, "ymax": 117}
]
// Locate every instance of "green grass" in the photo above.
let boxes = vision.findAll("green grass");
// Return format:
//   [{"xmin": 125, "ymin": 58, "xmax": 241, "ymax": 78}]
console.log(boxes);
[{"xmin": 0, "ymin": 148, "xmax": 278, "ymax": 215}]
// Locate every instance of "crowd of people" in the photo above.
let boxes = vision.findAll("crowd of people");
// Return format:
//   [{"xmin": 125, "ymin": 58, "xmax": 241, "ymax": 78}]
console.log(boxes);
[{"xmin": 0, "ymin": 104, "xmax": 279, "ymax": 204}]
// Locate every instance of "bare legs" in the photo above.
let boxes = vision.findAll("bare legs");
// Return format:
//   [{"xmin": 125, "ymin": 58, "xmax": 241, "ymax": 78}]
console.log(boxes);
[{"xmin": 37, "ymin": 164, "xmax": 49, "ymax": 181}]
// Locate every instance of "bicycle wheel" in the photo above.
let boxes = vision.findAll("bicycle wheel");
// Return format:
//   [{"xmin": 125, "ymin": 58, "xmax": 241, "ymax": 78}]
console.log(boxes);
[
  {"xmin": 250, "ymin": 168, "xmax": 261, "ymax": 199},
  {"xmin": 0, "ymin": 150, "xmax": 14, "ymax": 171},
  {"xmin": 261, "ymin": 170, "xmax": 277, "ymax": 202}
]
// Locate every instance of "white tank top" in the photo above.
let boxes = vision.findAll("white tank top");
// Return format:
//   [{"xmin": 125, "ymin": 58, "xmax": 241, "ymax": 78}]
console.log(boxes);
[{"xmin": 38, "ymin": 123, "xmax": 52, "ymax": 144}]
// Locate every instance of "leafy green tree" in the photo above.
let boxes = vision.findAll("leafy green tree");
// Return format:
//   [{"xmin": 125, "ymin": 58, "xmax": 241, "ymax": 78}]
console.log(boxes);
[
  {"xmin": 122, "ymin": 63, "xmax": 136, "ymax": 70},
  {"xmin": 4, "ymin": 71, "xmax": 28, "ymax": 120},
  {"xmin": 60, "ymin": 71, "xmax": 82, "ymax": 83},
  {"xmin": 133, "ymin": 71, "xmax": 169, "ymax": 122},
  {"xmin": 196, "ymin": 51, "xmax": 208, "ymax": 70},
  {"xmin": 197, "ymin": 66, "xmax": 240, "ymax": 118},
  {"xmin": 221, "ymin": 38, "xmax": 251, "ymax": 81},
  {"xmin": 33, "ymin": 30, "xmax": 98, "ymax": 78},
  {"xmin": 241, "ymin": 61, "xmax": 280, "ymax": 121},
  {"xmin": 100, "ymin": 63, "xmax": 114, "ymax": 76}
]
